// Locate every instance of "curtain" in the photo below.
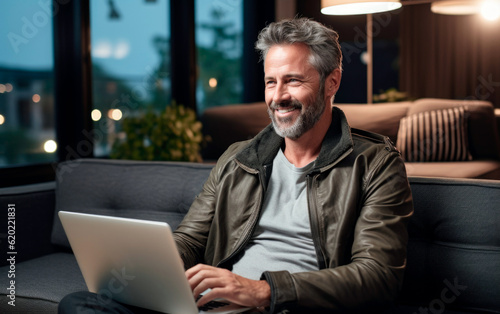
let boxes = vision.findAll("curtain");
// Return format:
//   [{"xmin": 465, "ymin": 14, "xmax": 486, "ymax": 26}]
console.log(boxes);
[{"xmin": 399, "ymin": 4, "xmax": 500, "ymax": 109}]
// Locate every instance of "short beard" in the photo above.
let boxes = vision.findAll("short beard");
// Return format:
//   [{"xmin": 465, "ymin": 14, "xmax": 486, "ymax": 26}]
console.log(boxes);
[{"xmin": 268, "ymin": 88, "xmax": 326, "ymax": 140}]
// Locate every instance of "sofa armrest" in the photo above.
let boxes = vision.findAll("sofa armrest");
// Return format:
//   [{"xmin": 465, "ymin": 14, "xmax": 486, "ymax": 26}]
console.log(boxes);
[
  {"xmin": 0, "ymin": 182, "xmax": 58, "ymax": 266},
  {"xmin": 403, "ymin": 177, "xmax": 500, "ymax": 313}
]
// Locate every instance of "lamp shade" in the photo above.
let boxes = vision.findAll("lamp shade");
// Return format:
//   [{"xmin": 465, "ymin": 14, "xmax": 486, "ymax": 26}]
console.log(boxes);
[
  {"xmin": 430, "ymin": 0, "xmax": 480, "ymax": 15},
  {"xmin": 321, "ymin": 0, "xmax": 402, "ymax": 15}
]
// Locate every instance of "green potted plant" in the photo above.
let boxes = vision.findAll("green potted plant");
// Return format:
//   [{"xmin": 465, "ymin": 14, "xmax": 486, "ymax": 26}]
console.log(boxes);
[{"xmin": 111, "ymin": 102, "xmax": 204, "ymax": 162}]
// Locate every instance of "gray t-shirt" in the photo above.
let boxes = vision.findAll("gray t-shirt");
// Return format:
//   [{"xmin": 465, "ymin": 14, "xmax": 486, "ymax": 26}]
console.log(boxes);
[{"xmin": 231, "ymin": 149, "xmax": 319, "ymax": 280}]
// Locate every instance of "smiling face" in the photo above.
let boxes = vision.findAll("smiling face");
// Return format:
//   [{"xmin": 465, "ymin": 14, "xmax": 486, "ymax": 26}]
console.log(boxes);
[{"xmin": 264, "ymin": 43, "xmax": 329, "ymax": 140}]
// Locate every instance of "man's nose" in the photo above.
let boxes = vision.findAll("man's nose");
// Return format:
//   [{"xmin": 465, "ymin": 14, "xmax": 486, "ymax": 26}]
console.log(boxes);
[{"xmin": 272, "ymin": 82, "xmax": 291, "ymax": 104}]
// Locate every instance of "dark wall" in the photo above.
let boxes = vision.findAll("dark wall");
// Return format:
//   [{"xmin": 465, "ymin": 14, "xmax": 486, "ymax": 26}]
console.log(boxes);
[{"xmin": 296, "ymin": 0, "xmax": 401, "ymax": 103}]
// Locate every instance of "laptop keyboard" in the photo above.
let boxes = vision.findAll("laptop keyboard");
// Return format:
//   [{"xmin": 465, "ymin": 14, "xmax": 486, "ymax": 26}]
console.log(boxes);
[{"xmin": 196, "ymin": 295, "xmax": 230, "ymax": 311}]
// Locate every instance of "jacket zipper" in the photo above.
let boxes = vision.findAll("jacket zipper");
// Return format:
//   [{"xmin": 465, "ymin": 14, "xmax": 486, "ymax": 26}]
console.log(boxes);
[
  {"xmin": 216, "ymin": 164, "xmax": 267, "ymax": 268},
  {"xmin": 307, "ymin": 148, "xmax": 353, "ymax": 270},
  {"xmin": 307, "ymin": 172, "xmax": 327, "ymax": 270}
]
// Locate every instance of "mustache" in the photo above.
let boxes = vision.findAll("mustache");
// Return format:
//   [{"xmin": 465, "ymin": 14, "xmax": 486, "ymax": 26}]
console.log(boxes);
[{"xmin": 269, "ymin": 100, "xmax": 303, "ymax": 110}]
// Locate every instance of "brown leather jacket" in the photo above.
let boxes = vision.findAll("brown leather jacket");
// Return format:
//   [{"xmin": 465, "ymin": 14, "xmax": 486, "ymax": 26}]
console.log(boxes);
[{"xmin": 174, "ymin": 107, "xmax": 413, "ymax": 313}]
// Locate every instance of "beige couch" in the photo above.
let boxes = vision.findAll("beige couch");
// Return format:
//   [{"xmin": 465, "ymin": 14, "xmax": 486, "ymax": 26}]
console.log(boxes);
[{"xmin": 201, "ymin": 98, "xmax": 500, "ymax": 180}]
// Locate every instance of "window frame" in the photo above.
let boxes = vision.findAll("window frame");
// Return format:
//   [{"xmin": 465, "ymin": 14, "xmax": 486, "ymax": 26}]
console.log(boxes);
[
  {"xmin": 0, "ymin": 0, "xmax": 274, "ymax": 188},
  {"xmin": 0, "ymin": 0, "xmax": 92, "ymax": 188}
]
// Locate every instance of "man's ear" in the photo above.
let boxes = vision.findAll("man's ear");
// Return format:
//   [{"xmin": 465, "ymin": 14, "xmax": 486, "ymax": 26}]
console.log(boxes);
[{"xmin": 326, "ymin": 68, "xmax": 342, "ymax": 98}]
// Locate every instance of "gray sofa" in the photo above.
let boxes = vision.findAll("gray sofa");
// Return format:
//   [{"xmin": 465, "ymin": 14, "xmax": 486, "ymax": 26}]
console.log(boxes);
[
  {"xmin": 1, "ymin": 158, "xmax": 499, "ymax": 313},
  {"xmin": 201, "ymin": 99, "xmax": 500, "ymax": 179}
]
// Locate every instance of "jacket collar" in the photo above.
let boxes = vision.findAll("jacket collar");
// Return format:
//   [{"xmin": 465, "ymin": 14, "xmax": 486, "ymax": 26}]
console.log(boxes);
[{"xmin": 235, "ymin": 106, "xmax": 354, "ymax": 172}]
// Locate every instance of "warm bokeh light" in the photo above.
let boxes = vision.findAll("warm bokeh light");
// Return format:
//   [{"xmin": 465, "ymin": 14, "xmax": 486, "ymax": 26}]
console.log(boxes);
[
  {"xmin": 91, "ymin": 109, "xmax": 102, "ymax": 121},
  {"xmin": 5, "ymin": 83, "xmax": 13, "ymax": 92},
  {"xmin": 108, "ymin": 109, "xmax": 123, "ymax": 121},
  {"xmin": 0, "ymin": 84, "xmax": 5, "ymax": 93},
  {"xmin": 481, "ymin": 0, "xmax": 500, "ymax": 20},
  {"xmin": 0, "ymin": 114, "xmax": 5, "ymax": 125},
  {"xmin": 360, "ymin": 51, "xmax": 370, "ymax": 65},
  {"xmin": 209, "ymin": 78, "xmax": 218, "ymax": 88},
  {"xmin": 44, "ymin": 140, "xmax": 58, "ymax": 153},
  {"xmin": 321, "ymin": 0, "xmax": 401, "ymax": 15},
  {"xmin": 32, "ymin": 94, "xmax": 41, "ymax": 103}
]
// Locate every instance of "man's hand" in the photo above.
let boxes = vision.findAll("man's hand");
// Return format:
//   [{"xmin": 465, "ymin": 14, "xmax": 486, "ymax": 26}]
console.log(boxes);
[{"xmin": 186, "ymin": 264, "xmax": 271, "ymax": 309}]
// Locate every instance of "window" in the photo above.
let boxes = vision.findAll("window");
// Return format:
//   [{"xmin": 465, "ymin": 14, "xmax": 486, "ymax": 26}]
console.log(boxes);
[
  {"xmin": 90, "ymin": 0, "xmax": 171, "ymax": 157},
  {"xmin": 0, "ymin": 0, "xmax": 271, "ymax": 187},
  {"xmin": 0, "ymin": 1, "xmax": 56, "ymax": 167},
  {"xmin": 195, "ymin": 0, "xmax": 244, "ymax": 113}
]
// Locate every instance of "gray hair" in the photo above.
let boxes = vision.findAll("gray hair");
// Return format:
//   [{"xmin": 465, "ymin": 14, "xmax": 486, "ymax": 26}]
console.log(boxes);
[{"xmin": 255, "ymin": 18, "xmax": 343, "ymax": 81}]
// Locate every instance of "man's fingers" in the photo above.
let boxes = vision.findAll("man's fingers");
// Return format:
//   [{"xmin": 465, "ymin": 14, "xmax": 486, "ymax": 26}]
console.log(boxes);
[
  {"xmin": 185, "ymin": 263, "xmax": 206, "ymax": 279},
  {"xmin": 184, "ymin": 264, "xmax": 271, "ymax": 308},
  {"xmin": 186, "ymin": 264, "xmax": 229, "ymax": 296},
  {"xmin": 192, "ymin": 277, "xmax": 225, "ymax": 298},
  {"xmin": 186, "ymin": 264, "xmax": 213, "ymax": 290},
  {"xmin": 195, "ymin": 287, "xmax": 228, "ymax": 307}
]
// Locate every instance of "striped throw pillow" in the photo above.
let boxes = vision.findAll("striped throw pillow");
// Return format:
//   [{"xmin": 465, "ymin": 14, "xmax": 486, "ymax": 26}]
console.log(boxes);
[{"xmin": 396, "ymin": 107, "xmax": 472, "ymax": 162}]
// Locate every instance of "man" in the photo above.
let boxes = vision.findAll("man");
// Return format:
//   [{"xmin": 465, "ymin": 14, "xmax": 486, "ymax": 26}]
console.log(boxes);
[{"xmin": 60, "ymin": 18, "xmax": 413, "ymax": 313}]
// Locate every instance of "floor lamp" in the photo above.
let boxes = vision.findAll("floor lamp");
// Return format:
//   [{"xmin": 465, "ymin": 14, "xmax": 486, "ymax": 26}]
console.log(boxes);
[{"xmin": 321, "ymin": 0, "xmax": 402, "ymax": 104}]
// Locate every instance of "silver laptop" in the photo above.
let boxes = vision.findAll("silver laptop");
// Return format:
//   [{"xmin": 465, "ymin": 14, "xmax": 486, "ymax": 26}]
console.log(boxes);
[{"xmin": 58, "ymin": 211, "xmax": 250, "ymax": 314}]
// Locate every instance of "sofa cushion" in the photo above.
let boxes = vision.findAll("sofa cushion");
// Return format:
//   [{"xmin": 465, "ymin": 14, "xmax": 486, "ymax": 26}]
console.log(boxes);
[
  {"xmin": 51, "ymin": 159, "xmax": 214, "ymax": 249},
  {"xmin": 410, "ymin": 99, "xmax": 500, "ymax": 160},
  {"xmin": 396, "ymin": 107, "xmax": 472, "ymax": 162}
]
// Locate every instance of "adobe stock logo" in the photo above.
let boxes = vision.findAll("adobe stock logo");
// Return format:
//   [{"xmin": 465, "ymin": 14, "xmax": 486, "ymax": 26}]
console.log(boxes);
[
  {"xmin": 465, "ymin": 74, "xmax": 500, "ymax": 101},
  {"xmin": 341, "ymin": 11, "xmax": 397, "ymax": 64},
  {"xmin": 76, "ymin": 266, "xmax": 136, "ymax": 313},
  {"xmin": 7, "ymin": 0, "xmax": 70, "ymax": 54},
  {"xmin": 211, "ymin": 0, "xmax": 242, "ymax": 14},
  {"xmin": 413, "ymin": 277, "xmax": 467, "ymax": 314}
]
